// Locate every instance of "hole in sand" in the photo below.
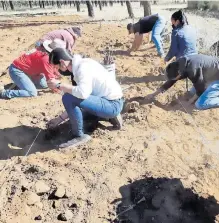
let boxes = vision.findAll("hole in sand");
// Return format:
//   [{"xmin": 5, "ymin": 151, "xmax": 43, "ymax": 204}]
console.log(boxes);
[{"xmin": 113, "ymin": 177, "xmax": 219, "ymax": 223}]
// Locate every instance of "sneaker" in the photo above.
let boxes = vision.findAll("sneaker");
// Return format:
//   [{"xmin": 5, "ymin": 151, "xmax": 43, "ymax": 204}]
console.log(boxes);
[
  {"xmin": 59, "ymin": 134, "xmax": 91, "ymax": 148},
  {"xmin": 0, "ymin": 85, "xmax": 6, "ymax": 98},
  {"xmin": 109, "ymin": 114, "xmax": 123, "ymax": 130}
]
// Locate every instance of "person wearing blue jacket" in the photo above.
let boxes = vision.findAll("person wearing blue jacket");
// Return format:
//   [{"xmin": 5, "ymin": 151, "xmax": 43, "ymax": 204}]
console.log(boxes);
[{"xmin": 165, "ymin": 10, "xmax": 197, "ymax": 62}]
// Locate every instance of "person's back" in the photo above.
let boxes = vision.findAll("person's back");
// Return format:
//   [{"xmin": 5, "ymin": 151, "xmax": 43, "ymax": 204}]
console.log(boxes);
[
  {"xmin": 72, "ymin": 55, "xmax": 123, "ymax": 100},
  {"xmin": 174, "ymin": 25, "xmax": 197, "ymax": 59},
  {"xmin": 13, "ymin": 49, "xmax": 56, "ymax": 80},
  {"xmin": 185, "ymin": 54, "xmax": 219, "ymax": 83},
  {"xmin": 138, "ymin": 14, "xmax": 159, "ymax": 34},
  {"xmin": 40, "ymin": 29, "xmax": 75, "ymax": 52}
]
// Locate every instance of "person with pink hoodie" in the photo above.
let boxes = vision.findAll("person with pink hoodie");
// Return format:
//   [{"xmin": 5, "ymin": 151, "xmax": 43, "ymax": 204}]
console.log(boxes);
[{"xmin": 36, "ymin": 27, "xmax": 82, "ymax": 52}]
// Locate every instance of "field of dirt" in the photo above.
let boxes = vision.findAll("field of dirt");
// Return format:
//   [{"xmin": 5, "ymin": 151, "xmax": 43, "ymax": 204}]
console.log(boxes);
[{"xmin": 1, "ymin": 10, "xmax": 219, "ymax": 223}]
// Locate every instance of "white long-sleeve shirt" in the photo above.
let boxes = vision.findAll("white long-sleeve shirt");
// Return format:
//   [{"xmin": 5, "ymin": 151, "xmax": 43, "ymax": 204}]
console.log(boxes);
[{"xmin": 71, "ymin": 55, "xmax": 123, "ymax": 100}]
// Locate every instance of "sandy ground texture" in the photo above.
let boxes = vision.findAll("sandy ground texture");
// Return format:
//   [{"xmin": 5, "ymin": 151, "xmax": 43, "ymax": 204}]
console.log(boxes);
[{"xmin": 1, "ymin": 5, "xmax": 219, "ymax": 223}]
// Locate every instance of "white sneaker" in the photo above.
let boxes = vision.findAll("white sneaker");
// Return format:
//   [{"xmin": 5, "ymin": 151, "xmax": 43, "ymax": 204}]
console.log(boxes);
[
  {"xmin": 59, "ymin": 134, "xmax": 91, "ymax": 148},
  {"xmin": 0, "ymin": 85, "xmax": 5, "ymax": 98}
]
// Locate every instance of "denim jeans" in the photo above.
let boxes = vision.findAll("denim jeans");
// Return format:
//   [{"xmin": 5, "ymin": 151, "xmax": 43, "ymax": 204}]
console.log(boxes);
[
  {"xmin": 152, "ymin": 15, "xmax": 166, "ymax": 56},
  {"xmin": 195, "ymin": 81, "xmax": 219, "ymax": 110},
  {"xmin": 2, "ymin": 64, "xmax": 47, "ymax": 99},
  {"xmin": 62, "ymin": 93, "xmax": 124, "ymax": 137}
]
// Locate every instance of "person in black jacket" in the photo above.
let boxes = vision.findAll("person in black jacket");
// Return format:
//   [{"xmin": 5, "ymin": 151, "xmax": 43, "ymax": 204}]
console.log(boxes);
[
  {"xmin": 146, "ymin": 54, "xmax": 219, "ymax": 110},
  {"xmin": 127, "ymin": 13, "xmax": 166, "ymax": 57}
]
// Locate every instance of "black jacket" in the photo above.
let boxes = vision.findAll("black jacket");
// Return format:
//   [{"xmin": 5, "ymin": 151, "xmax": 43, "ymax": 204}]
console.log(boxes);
[{"xmin": 161, "ymin": 54, "xmax": 219, "ymax": 96}]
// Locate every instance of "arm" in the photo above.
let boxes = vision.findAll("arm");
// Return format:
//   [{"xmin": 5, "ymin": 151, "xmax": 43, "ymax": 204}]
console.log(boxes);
[
  {"xmin": 165, "ymin": 31, "xmax": 178, "ymax": 62},
  {"xmin": 160, "ymin": 80, "xmax": 178, "ymax": 92},
  {"xmin": 48, "ymin": 63, "xmax": 93, "ymax": 99},
  {"xmin": 147, "ymin": 32, "xmax": 151, "ymax": 44},
  {"xmin": 128, "ymin": 33, "xmax": 143, "ymax": 52}
]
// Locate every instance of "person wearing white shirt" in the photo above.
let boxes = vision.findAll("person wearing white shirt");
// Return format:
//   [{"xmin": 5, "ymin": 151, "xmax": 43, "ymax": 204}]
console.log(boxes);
[{"xmin": 47, "ymin": 48, "xmax": 124, "ymax": 148}]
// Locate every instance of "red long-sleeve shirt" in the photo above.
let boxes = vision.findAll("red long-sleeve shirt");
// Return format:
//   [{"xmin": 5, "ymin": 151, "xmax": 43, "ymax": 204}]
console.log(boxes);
[{"xmin": 13, "ymin": 49, "xmax": 58, "ymax": 80}]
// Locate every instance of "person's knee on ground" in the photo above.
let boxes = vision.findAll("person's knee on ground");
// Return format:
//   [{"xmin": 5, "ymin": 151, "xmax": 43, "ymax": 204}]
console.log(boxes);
[
  {"xmin": 195, "ymin": 98, "xmax": 205, "ymax": 110},
  {"xmin": 29, "ymin": 89, "xmax": 38, "ymax": 97}
]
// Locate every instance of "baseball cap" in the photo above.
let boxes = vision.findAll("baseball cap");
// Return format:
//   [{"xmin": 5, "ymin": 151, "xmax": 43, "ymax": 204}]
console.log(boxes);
[{"xmin": 43, "ymin": 38, "xmax": 66, "ymax": 53}]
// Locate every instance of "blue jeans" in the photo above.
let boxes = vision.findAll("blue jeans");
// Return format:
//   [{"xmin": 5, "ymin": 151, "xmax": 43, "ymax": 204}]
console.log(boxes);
[
  {"xmin": 195, "ymin": 81, "xmax": 219, "ymax": 110},
  {"xmin": 152, "ymin": 15, "xmax": 166, "ymax": 56},
  {"xmin": 2, "ymin": 64, "xmax": 47, "ymax": 99},
  {"xmin": 62, "ymin": 93, "xmax": 124, "ymax": 137}
]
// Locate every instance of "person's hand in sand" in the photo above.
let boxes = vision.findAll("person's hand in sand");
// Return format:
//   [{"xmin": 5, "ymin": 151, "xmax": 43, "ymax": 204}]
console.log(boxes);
[
  {"xmin": 144, "ymin": 89, "xmax": 162, "ymax": 102},
  {"xmin": 47, "ymin": 79, "xmax": 61, "ymax": 89}
]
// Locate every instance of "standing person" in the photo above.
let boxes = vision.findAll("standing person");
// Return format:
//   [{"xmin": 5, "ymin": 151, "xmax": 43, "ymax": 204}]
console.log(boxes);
[
  {"xmin": 0, "ymin": 40, "xmax": 66, "ymax": 99},
  {"xmin": 145, "ymin": 54, "xmax": 219, "ymax": 110},
  {"xmin": 165, "ymin": 10, "xmax": 197, "ymax": 62},
  {"xmin": 36, "ymin": 27, "xmax": 82, "ymax": 52},
  {"xmin": 47, "ymin": 48, "xmax": 124, "ymax": 148},
  {"xmin": 127, "ymin": 13, "xmax": 166, "ymax": 57}
]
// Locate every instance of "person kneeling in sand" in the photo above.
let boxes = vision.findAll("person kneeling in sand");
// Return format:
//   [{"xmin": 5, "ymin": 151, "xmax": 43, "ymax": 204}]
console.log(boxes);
[
  {"xmin": 36, "ymin": 27, "xmax": 81, "ymax": 53},
  {"xmin": 47, "ymin": 48, "xmax": 124, "ymax": 148},
  {"xmin": 146, "ymin": 54, "xmax": 219, "ymax": 110},
  {"xmin": 0, "ymin": 39, "xmax": 66, "ymax": 99}
]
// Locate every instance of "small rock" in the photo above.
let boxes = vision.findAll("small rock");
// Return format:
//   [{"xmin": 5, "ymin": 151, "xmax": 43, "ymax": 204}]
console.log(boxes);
[
  {"xmin": 43, "ymin": 117, "xmax": 49, "ymax": 122},
  {"xmin": 41, "ymin": 112, "xmax": 46, "ymax": 116},
  {"xmin": 136, "ymin": 86, "xmax": 141, "ymax": 91},
  {"xmin": 64, "ymin": 190, "xmax": 72, "ymax": 198},
  {"xmin": 188, "ymin": 174, "xmax": 197, "ymax": 182},
  {"xmin": 35, "ymin": 181, "xmax": 50, "ymax": 195},
  {"xmin": 21, "ymin": 185, "xmax": 28, "ymax": 192},
  {"xmin": 20, "ymin": 179, "xmax": 30, "ymax": 192},
  {"xmin": 34, "ymin": 215, "xmax": 42, "ymax": 220},
  {"xmin": 57, "ymin": 210, "xmax": 73, "ymax": 221},
  {"xmin": 134, "ymin": 114, "xmax": 141, "ymax": 122},
  {"xmin": 52, "ymin": 200, "xmax": 62, "ymax": 209},
  {"xmin": 55, "ymin": 186, "xmax": 66, "ymax": 198},
  {"xmin": 144, "ymin": 142, "xmax": 148, "ymax": 148},
  {"xmin": 125, "ymin": 101, "xmax": 140, "ymax": 113},
  {"xmin": 26, "ymin": 192, "xmax": 40, "ymax": 206},
  {"xmin": 31, "ymin": 120, "xmax": 37, "ymax": 124},
  {"xmin": 69, "ymin": 203, "xmax": 78, "ymax": 210}
]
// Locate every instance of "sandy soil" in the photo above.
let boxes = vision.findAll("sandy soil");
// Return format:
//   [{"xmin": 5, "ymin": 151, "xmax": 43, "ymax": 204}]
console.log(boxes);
[{"xmin": 0, "ymin": 8, "xmax": 219, "ymax": 223}]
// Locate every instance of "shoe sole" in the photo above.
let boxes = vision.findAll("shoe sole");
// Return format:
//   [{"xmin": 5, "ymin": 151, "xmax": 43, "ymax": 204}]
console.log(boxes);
[{"xmin": 59, "ymin": 135, "xmax": 91, "ymax": 148}]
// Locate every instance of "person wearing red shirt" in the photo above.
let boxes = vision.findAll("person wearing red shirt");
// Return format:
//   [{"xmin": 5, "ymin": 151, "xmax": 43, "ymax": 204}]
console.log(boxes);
[{"xmin": 0, "ymin": 40, "xmax": 65, "ymax": 99}]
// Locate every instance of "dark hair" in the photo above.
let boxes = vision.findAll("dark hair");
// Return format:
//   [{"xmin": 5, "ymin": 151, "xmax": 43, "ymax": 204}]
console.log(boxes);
[
  {"xmin": 165, "ymin": 61, "xmax": 180, "ymax": 80},
  {"xmin": 49, "ymin": 48, "xmax": 73, "ymax": 65},
  {"xmin": 127, "ymin": 23, "xmax": 133, "ymax": 31},
  {"xmin": 165, "ymin": 57, "xmax": 188, "ymax": 80},
  {"xmin": 171, "ymin": 10, "xmax": 188, "ymax": 26}
]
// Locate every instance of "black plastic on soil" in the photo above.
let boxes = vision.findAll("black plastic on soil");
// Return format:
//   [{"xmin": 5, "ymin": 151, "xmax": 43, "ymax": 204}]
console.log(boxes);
[{"xmin": 113, "ymin": 177, "xmax": 219, "ymax": 223}]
